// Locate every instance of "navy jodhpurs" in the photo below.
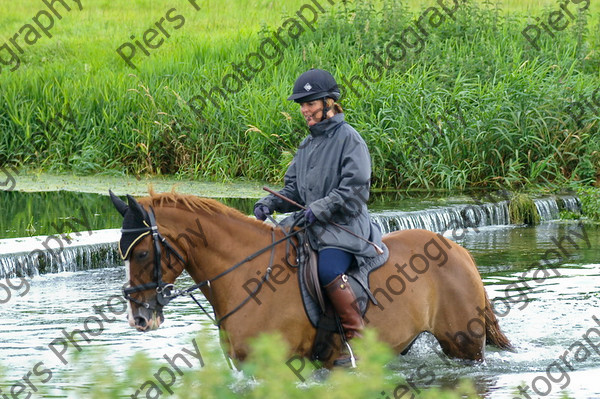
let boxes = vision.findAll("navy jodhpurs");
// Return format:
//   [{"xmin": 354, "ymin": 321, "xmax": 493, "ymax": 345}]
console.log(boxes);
[{"xmin": 317, "ymin": 248, "xmax": 354, "ymax": 286}]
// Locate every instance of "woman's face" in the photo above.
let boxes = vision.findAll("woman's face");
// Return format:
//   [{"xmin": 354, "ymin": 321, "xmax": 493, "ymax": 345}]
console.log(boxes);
[{"xmin": 300, "ymin": 100, "xmax": 323, "ymax": 126}]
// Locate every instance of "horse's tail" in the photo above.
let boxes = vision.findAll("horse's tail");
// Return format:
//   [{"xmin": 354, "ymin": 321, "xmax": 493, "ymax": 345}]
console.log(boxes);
[{"xmin": 484, "ymin": 290, "xmax": 513, "ymax": 350}]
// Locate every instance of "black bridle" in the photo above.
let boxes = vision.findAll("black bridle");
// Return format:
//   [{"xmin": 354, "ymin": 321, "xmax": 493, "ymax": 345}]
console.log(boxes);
[
  {"xmin": 122, "ymin": 207, "xmax": 307, "ymax": 326},
  {"xmin": 122, "ymin": 206, "xmax": 187, "ymax": 310}
]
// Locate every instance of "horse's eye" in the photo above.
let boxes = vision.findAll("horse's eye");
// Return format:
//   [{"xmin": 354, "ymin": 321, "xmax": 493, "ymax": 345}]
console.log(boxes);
[{"xmin": 135, "ymin": 251, "xmax": 149, "ymax": 261}]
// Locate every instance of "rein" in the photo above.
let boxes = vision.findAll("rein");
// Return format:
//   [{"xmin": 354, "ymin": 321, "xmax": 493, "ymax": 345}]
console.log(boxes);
[
  {"xmin": 122, "ymin": 207, "xmax": 306, "ymax": 326},
  {"xmin": 170, "ymin": 226, "xmax": 306, "ymax": 326}
]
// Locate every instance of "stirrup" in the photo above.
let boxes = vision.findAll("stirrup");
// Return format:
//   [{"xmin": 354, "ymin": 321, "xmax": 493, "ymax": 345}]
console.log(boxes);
[{"xmin": 333, "ymin": 341, "xmax": 357, "ymax": 368}]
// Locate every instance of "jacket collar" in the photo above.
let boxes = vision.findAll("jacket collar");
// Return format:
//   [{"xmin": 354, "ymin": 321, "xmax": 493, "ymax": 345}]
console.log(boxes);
[{"xmin": 309, "ymin": 113, "xmax": 345, "ymax": 138}]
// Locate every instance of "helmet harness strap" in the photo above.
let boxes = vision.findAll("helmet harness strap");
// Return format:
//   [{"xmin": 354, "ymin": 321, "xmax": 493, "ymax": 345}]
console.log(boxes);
[{"xmin": 321, "ymin": 98, "xmax": 330, "ymax": 122}]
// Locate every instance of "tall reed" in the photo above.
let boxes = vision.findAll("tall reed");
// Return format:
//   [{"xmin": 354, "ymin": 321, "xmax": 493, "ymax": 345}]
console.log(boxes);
[{"xmin": 1, "ymin": 0, "xmax": 598, "ymax": 189}]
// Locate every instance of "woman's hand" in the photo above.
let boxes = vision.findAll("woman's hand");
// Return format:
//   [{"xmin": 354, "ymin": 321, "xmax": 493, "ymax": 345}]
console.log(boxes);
[
  {"xmin": 254, "ymin": 205, "xmax": 272, "ymax": 221},
  {"xmin": 304, "ymin": 207, "xmax": 317, "ymax": 224}
]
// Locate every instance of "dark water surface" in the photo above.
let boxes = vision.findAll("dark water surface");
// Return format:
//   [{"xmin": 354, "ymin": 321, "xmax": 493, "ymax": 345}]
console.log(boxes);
[
  {"xmin": 0, "ymin": 188, "xmax": 578, "ymax": 237},
  {"xmin": 0, "ymin": 190, "xmax": 257, "ymax": 239}
]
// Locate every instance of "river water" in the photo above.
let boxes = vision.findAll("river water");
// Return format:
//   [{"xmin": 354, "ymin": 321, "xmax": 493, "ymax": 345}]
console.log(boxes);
[{"xmin": 0, "ymin": 191, "xmax": 598, "ymax": 398}]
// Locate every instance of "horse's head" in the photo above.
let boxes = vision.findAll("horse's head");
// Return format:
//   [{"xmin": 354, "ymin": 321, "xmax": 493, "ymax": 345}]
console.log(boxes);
[{"xmin": 109, "ymin": 191, "xmax": 186, "ymax": 332}]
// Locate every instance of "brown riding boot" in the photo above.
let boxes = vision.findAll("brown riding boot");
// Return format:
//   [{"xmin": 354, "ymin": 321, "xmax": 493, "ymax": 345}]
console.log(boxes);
[{"xmin": 324, "ymin": 274, "xmax": 364, "ymax": 366}]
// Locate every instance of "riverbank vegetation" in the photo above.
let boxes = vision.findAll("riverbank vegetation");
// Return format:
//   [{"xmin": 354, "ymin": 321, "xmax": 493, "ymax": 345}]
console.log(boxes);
[
  {"xmin": 578, "ymin": 187, "xmax": 600, "ymax": 221},
  {"xmin": 509, "ymin": 192, "xmax": 541, "ymax": 225},
  {"xmin": 1, "ymin": 0, "xmax": 598, "ymax": 190}
]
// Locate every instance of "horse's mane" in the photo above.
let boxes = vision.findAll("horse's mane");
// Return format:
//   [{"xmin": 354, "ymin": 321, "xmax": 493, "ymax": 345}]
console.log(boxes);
[{"xmin": 140, "ymin": 188, "xmax": 270, "ymax": 229}]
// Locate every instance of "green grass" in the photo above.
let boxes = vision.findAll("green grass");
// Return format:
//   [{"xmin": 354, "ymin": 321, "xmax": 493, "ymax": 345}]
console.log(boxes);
[
  {"xmin": 1, "ymin": 0, "xmax": 599, "ymax": 190},
  {"xmin": 578, "ymin": 187, "xmax": 600, "ymax": 220}
]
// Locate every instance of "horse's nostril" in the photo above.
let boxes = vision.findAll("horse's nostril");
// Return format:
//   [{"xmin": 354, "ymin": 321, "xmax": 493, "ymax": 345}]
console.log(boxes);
[{"xmin": 134, "ymin": 316, "xmax": 148, "ymax": 329}]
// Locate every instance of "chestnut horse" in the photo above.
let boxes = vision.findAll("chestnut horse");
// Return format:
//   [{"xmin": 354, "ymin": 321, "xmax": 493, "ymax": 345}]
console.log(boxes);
[{"xmin": 110, "ymin": 190, "xmax": 511, "ymax": 367}]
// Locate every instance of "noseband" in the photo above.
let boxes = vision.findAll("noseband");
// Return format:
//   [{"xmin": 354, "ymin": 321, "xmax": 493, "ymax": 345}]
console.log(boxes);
[{"xmin": 122, "ymin": 206, "xmax": 186, "ymax": 310}]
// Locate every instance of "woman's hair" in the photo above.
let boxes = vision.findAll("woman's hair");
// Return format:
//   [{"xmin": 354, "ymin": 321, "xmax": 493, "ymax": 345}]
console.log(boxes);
[{"xmin": 326, "ymin": 97, "xmax": 343, "ymax": 114}]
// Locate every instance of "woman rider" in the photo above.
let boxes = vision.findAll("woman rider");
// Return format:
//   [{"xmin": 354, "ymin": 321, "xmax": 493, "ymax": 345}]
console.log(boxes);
[{"xmin": 254, "ymin": 68, "xmax": 387, "ymax": 365}]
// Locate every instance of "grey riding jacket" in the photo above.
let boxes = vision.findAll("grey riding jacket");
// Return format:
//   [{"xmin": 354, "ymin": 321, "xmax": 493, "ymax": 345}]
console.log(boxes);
[{"xmin": 257, "ymin": 113, "xmax": 388, "ymax": 267}]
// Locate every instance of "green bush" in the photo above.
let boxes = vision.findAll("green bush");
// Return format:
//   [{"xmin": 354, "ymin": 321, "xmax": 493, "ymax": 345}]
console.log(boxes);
[
  {"xmin": 509, "ymin": 192, "xmax": 541, "ymax": 225},
  {"xmin": 3, "ymin": 329, "xmax": 582, "ymax": 398},
  {"xmin": 5, "ymin": 330, "xmax": 487, "ymax": 398},
  {"xmin": 579, "ymin": 187, "xmax": 600, "ymax": 221}
]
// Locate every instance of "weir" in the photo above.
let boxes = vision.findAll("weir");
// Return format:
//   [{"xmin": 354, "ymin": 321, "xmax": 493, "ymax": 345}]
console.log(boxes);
[
  {"xmin": 0, "ymin": 196, "xmax": 581, "ymax": 278},
  {"xmin": 0, "ymin": 229, "xmax": 120, "ymax": 278},
  {"xmin": 372, "ymin": 195, "xmax": 581, "ymax": 235}
]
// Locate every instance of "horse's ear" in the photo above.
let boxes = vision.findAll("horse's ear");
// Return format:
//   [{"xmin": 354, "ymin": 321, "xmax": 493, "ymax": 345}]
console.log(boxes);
[
  {"xmin": 126, "ymin": 194, "xmax": 147, "ymax": 221},
  {"xmin": 109, "ymin": 190, "xmax": 128, "ymax": 216}
]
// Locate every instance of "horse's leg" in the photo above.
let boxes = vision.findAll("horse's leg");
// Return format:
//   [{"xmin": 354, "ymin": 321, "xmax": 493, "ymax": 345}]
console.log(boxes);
[
  {"xmin": 429, "ymin": 248, "xmax": 487, "ymax": 361},
  {"xmin": 431, "ymin": 310, "xmax": 486, "ymax": 361},
  {"xmin": 361, "ymin": 259, "xmax": 431, "ymax": 354},
  {"xmin": 365, "ymin": 264, "xmax": 486, "ymax": 361},
  {"xmin": 368, "ymin": 230, "xmax": 488, "ymax": 361}
]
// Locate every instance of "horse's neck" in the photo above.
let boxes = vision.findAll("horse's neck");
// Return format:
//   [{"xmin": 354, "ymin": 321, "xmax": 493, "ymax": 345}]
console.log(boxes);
[{"xmin": 162, "ymin": 206, "xmax": 275, "ymax": 315}]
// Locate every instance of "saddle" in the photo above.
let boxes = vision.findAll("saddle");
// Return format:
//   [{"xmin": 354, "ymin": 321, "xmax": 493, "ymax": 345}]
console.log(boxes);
[{"xmin": 294, "ymin": 230, "xmax": 386, "ymax": 362}]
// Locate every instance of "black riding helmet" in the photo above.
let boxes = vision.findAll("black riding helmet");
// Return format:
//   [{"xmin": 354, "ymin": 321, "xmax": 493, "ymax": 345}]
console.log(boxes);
[{"xmin": 287, "ymin": 68, "xmax": 340, "ymax": 103}]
